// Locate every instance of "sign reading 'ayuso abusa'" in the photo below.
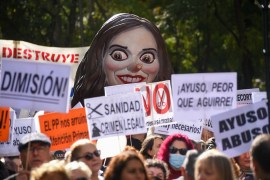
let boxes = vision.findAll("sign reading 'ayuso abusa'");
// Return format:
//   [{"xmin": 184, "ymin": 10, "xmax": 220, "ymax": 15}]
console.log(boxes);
[{"xmin": 212, "ymin": 100, "xmax": 269, "ymax": 158}]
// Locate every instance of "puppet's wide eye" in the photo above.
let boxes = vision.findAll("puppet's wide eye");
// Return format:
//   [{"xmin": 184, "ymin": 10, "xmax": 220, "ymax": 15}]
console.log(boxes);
[
  {"xmin": 110, "ymin": 50, "xmax": 128, "ymax": 61},
  {"xmin": 140, "ymin": 52, "xmax": 155, "ymax": 64}
]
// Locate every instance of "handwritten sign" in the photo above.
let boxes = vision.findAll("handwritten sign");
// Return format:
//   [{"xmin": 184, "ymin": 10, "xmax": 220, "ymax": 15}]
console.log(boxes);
[
  {"xmin": 0, "ymin": 59, "xmax": 71, "ymax": 112},
  {"xmin": 212, "ymin": 101, "xmax": 269, "ymax": 158},
  {"xmin": 39, "ymin": 108, "xmax": 88, "ymax": 151},
  {"xmin": 84, "ymin": 92, "xmax": 146, "ymax": 140}
]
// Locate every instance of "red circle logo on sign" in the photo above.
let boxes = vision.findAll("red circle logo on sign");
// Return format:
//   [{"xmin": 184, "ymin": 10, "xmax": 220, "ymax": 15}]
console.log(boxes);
[{"xmin": 153, "ymin": 83, "xmax": 171, "ymax": 114}]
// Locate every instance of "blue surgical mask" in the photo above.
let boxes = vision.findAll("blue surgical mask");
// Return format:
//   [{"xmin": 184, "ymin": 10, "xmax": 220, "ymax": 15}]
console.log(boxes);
[{"xmin": 169, "ymin": 153, "xmax": 185, "ymax": 169}]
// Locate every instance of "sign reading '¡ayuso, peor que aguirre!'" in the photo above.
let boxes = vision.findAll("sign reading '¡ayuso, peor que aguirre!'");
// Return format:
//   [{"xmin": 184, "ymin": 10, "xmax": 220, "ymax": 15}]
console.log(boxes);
[
  {"xmin": 172, "ymin": 73, "xmax": 237, "ymax": 131},
  {"xmin": 0, "ymin": 59, "xmax": 71, "ymax": 113},
  {"xmin": 84, "ymin": 92, "xmax": 147, "ymax": 140}
]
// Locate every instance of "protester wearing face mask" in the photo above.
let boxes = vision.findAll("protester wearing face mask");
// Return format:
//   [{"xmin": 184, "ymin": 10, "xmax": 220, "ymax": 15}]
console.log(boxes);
[{"xmin": 157, "ymin": 133, "xmax": 194, "ymax": 180}]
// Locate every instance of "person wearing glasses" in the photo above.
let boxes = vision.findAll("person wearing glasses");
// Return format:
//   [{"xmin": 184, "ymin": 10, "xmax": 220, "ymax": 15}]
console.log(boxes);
[
  {"xmin": 7, "ymin": 132, "xmax": 52, "ymax": 180},
  {"xmin": 70, "ymin": 139, "xmax": 103, "ymax": 180},
  {"xmin": 157, "ymin": 133, "xmax": 194, "ymax": 180}
]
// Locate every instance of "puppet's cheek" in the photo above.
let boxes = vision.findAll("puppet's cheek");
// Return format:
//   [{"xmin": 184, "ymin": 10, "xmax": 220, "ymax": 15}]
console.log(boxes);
[
  {"xmin": 142, "ymin": 62, "xmax": 159, "ymax": 83},
  {"xmin": 104, "ymin": 58, "xmax": 130, "ymax": 85}
]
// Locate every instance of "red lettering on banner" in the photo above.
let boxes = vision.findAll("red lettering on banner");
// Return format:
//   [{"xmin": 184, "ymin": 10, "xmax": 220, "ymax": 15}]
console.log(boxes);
[
  {"xmin": 1, "ymin": 47, "xmax": 80, "ymax": 64},
  {"xmin": 153, "ymin": 83, "xmax": 171, "ymax": 114},
  {"xmin": 136, "ymin": 86, "xmax": 151, "ymax": 116}
]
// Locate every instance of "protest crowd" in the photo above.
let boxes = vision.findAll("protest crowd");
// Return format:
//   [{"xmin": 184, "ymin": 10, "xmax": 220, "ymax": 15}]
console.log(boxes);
[{"xmin": 1, "ymin": 13, "xmax": 270, "ymax": 180}]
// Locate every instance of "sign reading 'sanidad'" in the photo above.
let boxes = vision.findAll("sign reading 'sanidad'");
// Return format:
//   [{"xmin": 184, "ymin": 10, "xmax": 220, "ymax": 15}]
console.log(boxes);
[
  {"xmin": 172, "ymin": 72, "xmax": 237, "ymax": 130},
  {"xmin": 84, "ymin": 92, "xmax": 146, "ymax": 140}
]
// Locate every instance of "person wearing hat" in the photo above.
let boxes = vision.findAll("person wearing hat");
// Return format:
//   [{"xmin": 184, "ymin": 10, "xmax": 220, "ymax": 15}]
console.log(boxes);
[
  {"xmin": 5, "ymin": 132, "xmax": 52, "ymax": 180},
  {"xmin": 18, "ymin": 132, "xmax": 52, "ymax": 171}
]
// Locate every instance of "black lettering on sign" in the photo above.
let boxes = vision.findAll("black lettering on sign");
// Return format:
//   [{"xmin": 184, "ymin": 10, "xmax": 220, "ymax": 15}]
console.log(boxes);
[
  {"xmin": 14, "ymin": 126, "xmax": 31, "ymax": 135},
  {"xmin": 177, "ymin": 83, "xmax": 207, "ymax": 94},
  {"xmin": 211, "ymin": 82, "xmax": 233, "ymax": 92},
  {"xmin": 221, "ymin": 124, "xmax": 269, "ymax": 151},
  {"xmin": 1, "ymin": 71, "xmax": 68, "ymax": 97},
  {"xmin": 219, "ymin": 107, "xmax": 267, "ymax": 133},
  {"xmin": 237, "ymin": 94, "xmax": 252, "ymax": 101},
  {"xmin": 104, "ymin": 101, "xmax": 140, "ymax": 115}
]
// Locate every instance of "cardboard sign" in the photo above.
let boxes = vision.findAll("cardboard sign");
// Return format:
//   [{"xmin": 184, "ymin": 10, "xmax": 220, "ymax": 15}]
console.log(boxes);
[
  {"xmin": 154, "ymin": 120, "xmax": 203, "ymax": 140},
  {"xmin": 0, "ymin": 117, "xmax": 36, "ymax": 156},
  {"xmin": 172, "ymin": 73, "xmax": 237, "ymax": 131},
  {"xmin": 0, "ymin": 59, "xmax": 71, "ymax": 113},
  {"xmin": 39, "ymin": 108, "xmax": 88, "ymax": 151},
  {"xmin": 0, "ymin": 40, "xmax": 88, "ymax": 81},
  {"xmin": 0, "ymin": 107, "xmax": 10, "ymax": 141},
  {"xmin": 84, "ymin": 92, "xmax": 146, "ymax": 140},
  {"xmin": 135, "ymin": 80, "xmax": 175, "ymax": 127},
  {"xmin": 212, "ymin": 101, "xmax": 269, "ymax": 158},
  {"xmin": 105, "ymin": 82, "xmax": 146, "ymax": 96},
  {"xmin": 237, "ymin": 88, "xmax": 259, "ymax": 107}
]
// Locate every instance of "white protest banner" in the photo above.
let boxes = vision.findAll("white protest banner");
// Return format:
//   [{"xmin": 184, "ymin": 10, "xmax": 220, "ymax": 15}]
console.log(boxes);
[
  {"xmin": 172, "ymin": 73, "xmax": 237, "ymax": 131},
  {"xmin": 0, "ymin": 40, "xmax": 88, "ymax": 81},
  {"xmin": 154, "ymin": 120, "xmax": 203, "ymax": 140},
  {"xmin": 237, "ymin": 88, "xmax": 259, "ymax": 107},
  {"xmin": 0, "ymin": 59, "xmax": 71, "ymax": 113},
  {"xmin": 105, "ymin": 82, "xmax": 146, "ymax": 96},
  {"xmin": 212, "ymin": 101, "xmax": 269, "ymax": 158},
  {"xmin": 0, "ymin": 117, "xmax": 37, "ymax": 156},
  {"xmin": 252, "ymin": 92, "xmax": 267, "ymax": 103},
  {"xmin": 135, "ymin": 80, "xmax": 175, "ymax": 127},
  {"xmin": 84, "ymin": 92, "xmax": 146, "ymax": 140}
]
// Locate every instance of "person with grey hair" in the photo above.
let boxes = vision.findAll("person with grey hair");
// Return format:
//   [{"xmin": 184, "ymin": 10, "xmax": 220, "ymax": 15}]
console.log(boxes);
[{"xmin": 250, "ymin": 134, "xmax": 270, "ymax": 180}]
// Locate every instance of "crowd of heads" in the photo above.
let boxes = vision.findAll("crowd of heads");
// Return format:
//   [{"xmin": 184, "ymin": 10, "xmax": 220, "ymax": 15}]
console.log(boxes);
[{"xmin": 1, "ymin": 131, "xmax": 269, "ymax": 180}]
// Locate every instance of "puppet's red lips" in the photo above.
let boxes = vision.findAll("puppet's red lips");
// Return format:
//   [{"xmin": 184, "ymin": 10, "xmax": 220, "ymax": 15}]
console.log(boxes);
[{"xmin": 117, "ymin": 75, "xmax": 146, "ymax": 84}]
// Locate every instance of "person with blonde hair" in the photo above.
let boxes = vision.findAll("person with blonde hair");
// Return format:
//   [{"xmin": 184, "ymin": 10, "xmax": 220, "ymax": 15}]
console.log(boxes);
[
  {"xmin": 65, "ymin": 161, "xmax": 92, "ymax": 180},
  {"xmin": 69, "ymin": 139, "xmax": 103, "ymax": 180},
  {"xmin": 194, "ymin": 149, "xmax": 236, "ymax": 180},
  {"xmin": 30, "ymin": 160, "xmax": 71, "ymax": 180}
]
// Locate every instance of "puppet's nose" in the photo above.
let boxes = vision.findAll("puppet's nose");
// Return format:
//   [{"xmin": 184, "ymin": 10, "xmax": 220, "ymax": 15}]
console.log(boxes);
[{"xmin": 127, "ymin": 62, "xmax": 143, "ymax": 72}]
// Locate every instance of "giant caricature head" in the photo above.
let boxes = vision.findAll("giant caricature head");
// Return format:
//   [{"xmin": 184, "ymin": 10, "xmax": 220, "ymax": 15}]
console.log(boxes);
[{"xmin": 72, "ymin": 13, "xmax": 173, "ymax": 107}]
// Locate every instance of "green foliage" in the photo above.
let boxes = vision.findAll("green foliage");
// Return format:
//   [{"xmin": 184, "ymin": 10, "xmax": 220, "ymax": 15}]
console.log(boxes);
[{"xmin": 0, "ymin": 0, "xmax": 268, "ymax": 90}]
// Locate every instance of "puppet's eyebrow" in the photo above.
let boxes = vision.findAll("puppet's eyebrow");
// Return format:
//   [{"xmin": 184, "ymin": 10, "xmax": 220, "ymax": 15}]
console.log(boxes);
[
  {"xmin": 142, "ymin": 48, "xmax": 157, "ymax": 52},
  {"xmin": 109, "ymin": 44, "xmax": 128, "ymax": 49}
]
